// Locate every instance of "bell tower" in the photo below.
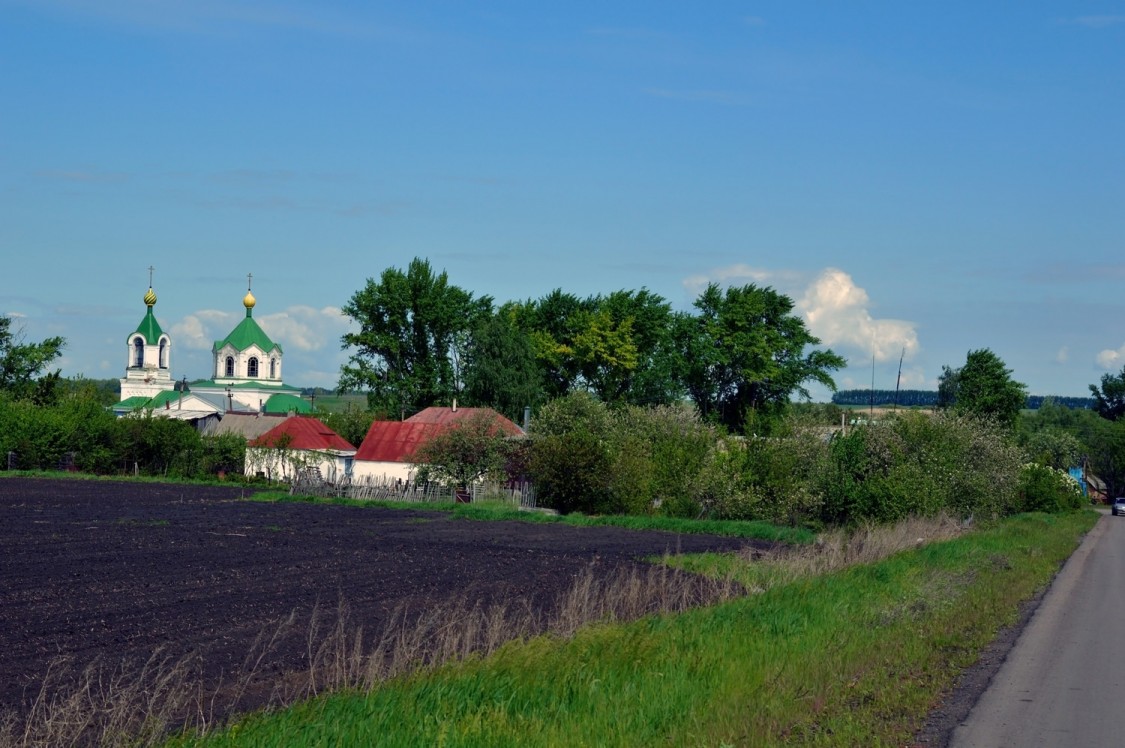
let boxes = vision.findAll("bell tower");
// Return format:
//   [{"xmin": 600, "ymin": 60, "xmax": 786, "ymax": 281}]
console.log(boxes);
[{"xmin": 119, "ymin": 267, "xmax": 175, "ymax": 401}]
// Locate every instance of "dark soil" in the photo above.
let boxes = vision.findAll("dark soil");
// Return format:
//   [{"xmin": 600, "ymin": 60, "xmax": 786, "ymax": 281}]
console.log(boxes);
[{"xmin": 0, "ymin": 477, "xmax": 767, "ymax": 724}]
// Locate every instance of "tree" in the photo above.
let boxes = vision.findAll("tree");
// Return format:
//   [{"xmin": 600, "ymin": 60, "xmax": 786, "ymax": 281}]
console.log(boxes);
[
  {"xmin": 0, "ymin": 315, "xmax": 65, "ymax": 403},
  {"xmin": 1090, "ymin": 366, "xmax": 1125, "ymax": 421},
  {"xmin": 936, "ymin": 365, "xmax": 960, "ymax": 409},
  {"xmin": 941, "ymin": 349, "xmax": 1027, "ymax": 428},
  {"xmin": 678, "ymin": 283, "xmax": 846, "ymax": 433},
  {"xmin": 412, "ymin": 411, "xmax": 516, "ymax": 492},
  {"xmin": 462, "ymin": 309, "xmax": 543, "ymax": 422},
  {"xmin": 592, "ymin": 289, "xmax": 682, "ymax": 406},
  {"xmin": 1084, "ymin": 417, "xmax": 1125, "ymax": 504},
  {"xmin": 339, "ymin": 258, "xmax": 491, "ymax": 417}
]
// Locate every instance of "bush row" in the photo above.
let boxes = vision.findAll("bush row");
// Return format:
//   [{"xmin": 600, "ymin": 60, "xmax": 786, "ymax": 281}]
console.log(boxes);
[
  {"xmin": 0, "ymin": 392, "xmax": 245, "ymax": 479},
  {"xmin": 525, "ymin": 393, "xmax": 1084, "ymax": 525}
]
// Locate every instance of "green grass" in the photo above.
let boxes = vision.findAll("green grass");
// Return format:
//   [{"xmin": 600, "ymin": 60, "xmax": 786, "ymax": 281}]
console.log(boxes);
[
  {"xmin": 247, "ymin": 492, "xmax": 814, "ymax": 544},
  {"xmin": 167, "ymin": 510, "xmax": 1097, "ymax": 747}
]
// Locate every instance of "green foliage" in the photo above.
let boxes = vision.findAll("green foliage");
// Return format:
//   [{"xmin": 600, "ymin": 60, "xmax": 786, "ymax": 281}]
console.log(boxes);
[
  {"xmin": 412, "ymin": 411, "xmax": 517, "ymax": 490},
  {"xmin": 0, "ymin": 389, "xmax": 244, "ymax": 480},
  {"xmin": 462, "ymin": 310, "xmax": 543, "ymax": 422},
  {"xmin": 1083, "ymin": 416, "xmax": 1125, "ymax": 503},
  {"xmin": 319, "ymin": 404, "xmax": 377, "ymax": 449},
  {"xmin": 339, "ymin": 258, "xmax": 491, "ymax": 417},
  {"xmin": 1090, "ymin": 365, "xmax": 1125, "ymax": 421},
  {"xmin": 528, "ymin": 393, "xmax": 718, "ymax": 517},
  {"xmin": 0, "ymin": 315, "xmax": 66, "ymax": 403},
  {"xmin": 940, "ymin": 349, "xmax": 1027, "ymax": 428},
  {"xmin": 1018, "ymin": 463, "xmax": 1084, "ymax": 513},
  {"xmin": 678, "ymin": 282, "xmax": 845, "ymax": 433},
  {"xmin": 814, "ymin": 411, "xmax": 1025, "ymax": 524},
  {"xmin": 1020, "ymin": 426, "xmax": 1083, "ymax": 470}
]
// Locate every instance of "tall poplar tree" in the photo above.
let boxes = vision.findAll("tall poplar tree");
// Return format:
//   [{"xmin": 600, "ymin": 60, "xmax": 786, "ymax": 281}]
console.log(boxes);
[{"xmin": 339, "ymin": 258, "xmax": 491, "ymax": 417}]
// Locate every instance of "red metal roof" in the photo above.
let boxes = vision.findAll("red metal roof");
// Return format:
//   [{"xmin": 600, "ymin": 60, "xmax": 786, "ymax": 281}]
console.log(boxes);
[
  {"xmin": 354, "ymin": 408, "xmax": 523, "ymax": 464},
  {"xmin": 405, "ymin": 407, "xmax": 523, "ymax": 435},
  {"xmin": 353, "ymin": 421, "xmax": 442, "ymax": 463},
  {"xmin": 249, "ymin": 416, "xmax": 355, "ymax": 452}
]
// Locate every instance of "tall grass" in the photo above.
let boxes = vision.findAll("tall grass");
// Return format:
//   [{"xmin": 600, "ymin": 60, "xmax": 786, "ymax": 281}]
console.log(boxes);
[{"xmin": 167, "ymin": 510, "xmax": 1096, "ymax": 747}]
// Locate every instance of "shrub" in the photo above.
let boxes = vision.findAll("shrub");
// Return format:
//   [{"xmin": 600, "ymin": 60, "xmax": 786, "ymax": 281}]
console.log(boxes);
[
  {"xmin": 811, "ymin": 411, "xmax": 1024, "ymax": 524},
  {"xmin": 1019, "ymin": 463, "xmax": 1084, "ymax": 513}
]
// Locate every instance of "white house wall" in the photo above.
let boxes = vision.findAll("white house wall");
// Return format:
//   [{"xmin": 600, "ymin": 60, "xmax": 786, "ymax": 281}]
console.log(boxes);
[
  {"xmin": 246, "ymin": 448, "xmax": 354, "ymax": 484},
  {"xmin": 350, "ymin": 459, "xmax": 415, "ymax": 484}
]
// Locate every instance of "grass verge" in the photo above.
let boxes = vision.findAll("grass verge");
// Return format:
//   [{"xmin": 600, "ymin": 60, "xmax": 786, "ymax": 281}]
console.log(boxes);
[
  {"xmin": 166, "ymin": 510, "xmax": 1097, "ymax": 747},
  {"xmin": 251, "ymin": 492, "xmax": 814, "ymax": 544}
]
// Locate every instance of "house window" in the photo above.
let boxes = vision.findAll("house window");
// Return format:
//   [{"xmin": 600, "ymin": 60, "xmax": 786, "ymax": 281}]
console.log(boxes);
[
  {"xmin": 269, "ymin": 358, "xmax": 276, "ymax": 379},
  {"xmin": 133, "ymin": 337, "xmax": 144, "ymax": 368},
  {"xmin": 248, "ymin": 357, "xmax": 259, "ymax": 378},
  {"xmin": 225, "ymin": 356, "xmax": 235, "ymax": 377},
  {"xmin": 158, "ymin": 340, "xmax": 167, "ymax": 369}
]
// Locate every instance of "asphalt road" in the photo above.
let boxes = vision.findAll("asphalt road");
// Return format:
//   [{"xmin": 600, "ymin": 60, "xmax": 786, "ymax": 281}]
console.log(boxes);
[{"xmin": 951, "ymin": 511, "xmax": 1125, "ymax": 747}]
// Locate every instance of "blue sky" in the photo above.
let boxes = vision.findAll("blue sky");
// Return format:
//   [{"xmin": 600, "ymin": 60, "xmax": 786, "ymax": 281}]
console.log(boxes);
[{"xmin": 2, "ymin": 1, "xmax": 1123, "ymax": 398}]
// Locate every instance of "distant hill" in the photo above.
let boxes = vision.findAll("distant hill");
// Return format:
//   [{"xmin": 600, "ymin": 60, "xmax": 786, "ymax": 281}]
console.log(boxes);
[{"xmin": 831, "ymin": 389, "xmax": 1094, "ymax": 410}]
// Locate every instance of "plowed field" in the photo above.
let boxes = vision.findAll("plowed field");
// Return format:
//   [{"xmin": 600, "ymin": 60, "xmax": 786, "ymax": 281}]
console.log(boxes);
[{"xmin": 0, "ymin": 477, "xmax": 768, "ymax": 721}]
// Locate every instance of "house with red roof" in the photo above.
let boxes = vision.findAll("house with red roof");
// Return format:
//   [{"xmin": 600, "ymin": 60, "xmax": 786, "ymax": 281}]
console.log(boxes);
[
  {"xmin": 246, "ymin": 416, "xmax": 356, "ymax": 483},
  {"xmin": 351, "ymin": 406, "xmax": 523, "ymax": 484}
]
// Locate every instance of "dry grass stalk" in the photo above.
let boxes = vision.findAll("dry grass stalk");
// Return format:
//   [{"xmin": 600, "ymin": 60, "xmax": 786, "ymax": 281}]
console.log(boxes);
[{"xmin": 750, "ymin": 513, "xmax": 967, "ymax": 584}]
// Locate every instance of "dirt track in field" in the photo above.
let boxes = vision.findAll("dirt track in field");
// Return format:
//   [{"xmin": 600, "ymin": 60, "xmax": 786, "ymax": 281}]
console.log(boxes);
[{"xmin": 0, "ymin": 477, "xmax": 768, "ymax": 722}]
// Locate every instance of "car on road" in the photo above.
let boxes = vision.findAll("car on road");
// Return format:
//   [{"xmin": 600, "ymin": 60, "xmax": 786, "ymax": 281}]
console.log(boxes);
[{"xmin": 1113, "ymin": 498, "xmax": 1125, "ymax": 516}]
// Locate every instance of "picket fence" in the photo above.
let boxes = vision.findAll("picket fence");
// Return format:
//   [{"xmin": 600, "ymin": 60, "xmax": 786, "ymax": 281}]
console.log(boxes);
[{"xmin": 290, "ymin": 469, "xmax": 536, "ymax": 509}]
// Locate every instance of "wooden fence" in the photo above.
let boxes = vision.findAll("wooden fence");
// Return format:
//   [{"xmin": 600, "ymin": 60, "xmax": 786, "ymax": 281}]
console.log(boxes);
[{"xmin": 290, "ymin": 470, "xmax": 537, "ymax": 509}]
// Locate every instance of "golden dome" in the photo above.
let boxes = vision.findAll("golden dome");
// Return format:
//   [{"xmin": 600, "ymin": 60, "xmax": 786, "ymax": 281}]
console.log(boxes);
[
  {"xmin": 143, "ymin": 287, "xmax": 157, "ymax": 307},
  {"xmin": 243, "ymin": 290, "xmax": 256, "ymax": 310}
]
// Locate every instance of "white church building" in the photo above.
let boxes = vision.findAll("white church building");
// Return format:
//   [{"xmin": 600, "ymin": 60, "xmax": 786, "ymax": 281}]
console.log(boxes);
[{"xmin": 115, "ymin": 273, "xmax": 310, "ymax": 420}]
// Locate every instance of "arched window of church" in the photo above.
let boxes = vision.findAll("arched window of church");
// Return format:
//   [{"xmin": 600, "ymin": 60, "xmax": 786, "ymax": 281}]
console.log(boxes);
[
  {"xmin": 269, "ymin": 358, "xmax": 276, "ymax": 379},
  {"xmin": 133, "ymin": 337, "xmax": 144, "ymax": 368},
  {"xmin": 248, "ymin": 357, "xmax": 259, "ymax": 378},
  {"xmin": 159, "ymin": 340, "xmax": 167, "ymax": 369},
  {"xmin": 225, "ymin": 356, "xmax": 235, "ymax": 377}
]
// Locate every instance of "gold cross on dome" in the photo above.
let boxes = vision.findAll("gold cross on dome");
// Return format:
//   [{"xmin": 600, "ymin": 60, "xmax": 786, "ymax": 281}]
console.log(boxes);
[
  {"xmin": 247, "ymin": 272, "xmax": 253, "ymax": 291},
  {"xmin": 148, "ymin": 265, "xmax": 155, "ymax": 286}
]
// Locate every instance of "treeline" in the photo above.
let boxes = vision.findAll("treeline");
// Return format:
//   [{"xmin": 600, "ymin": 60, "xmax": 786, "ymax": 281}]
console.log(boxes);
[
  {"xmin": 338, "ymin": 258, "xmax": 845, "ymax": 434},
  {"xmin": 832, "ymin": 389, "xmax": 1094, "ymax": 410}
]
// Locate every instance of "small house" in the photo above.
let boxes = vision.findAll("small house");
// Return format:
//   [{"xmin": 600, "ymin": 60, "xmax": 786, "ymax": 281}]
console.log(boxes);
[{"xmin": 246, "ymin": 416, "xmax": 356, "ymax": 483}]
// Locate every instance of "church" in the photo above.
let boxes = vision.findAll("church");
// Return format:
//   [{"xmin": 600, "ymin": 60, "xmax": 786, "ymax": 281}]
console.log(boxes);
[{"xmin": 115, "ymin": 272, "xmax": 311, "ymax": 421}]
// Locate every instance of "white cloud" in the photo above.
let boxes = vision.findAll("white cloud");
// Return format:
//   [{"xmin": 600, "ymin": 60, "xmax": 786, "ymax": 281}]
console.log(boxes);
[
  {"xmin": 1056, "ymin": 346, "xmax": 1069, "ymax": 364},
  {"xmin": 798, "ymin": 269, "xmax": 919, "ymax": 362},
  {"xmin": 896, "ymin": 366, "xmax": 930, "ymax": 389},
  {"xmin": 170, "ymin": 309, "xmax": 238, "ymax": 351},
  {"xmin": 1096, "ymin": 343, "xmax": 1125, "ymax": 369},
  {"xmin": 682, "ymin": 265, "xmax": 919, "ymax": 363},
  {"xmin": 170, "ymin": 305, "xmax": 353, "ymax": 354},
  {"xmin": 257, "ymin": 305, "xmax": 352, "ymax": 353}
]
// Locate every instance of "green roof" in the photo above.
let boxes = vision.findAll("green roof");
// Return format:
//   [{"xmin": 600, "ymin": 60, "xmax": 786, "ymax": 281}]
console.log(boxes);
[
  {"xmin": 115, "ymin": 396, "xmax": 151, "ymax": 412},
  {"xmin": 114, "ymin": 390, "xmax": 185, "ymax": 413},
  {"xmin": 213, "ymin": 311, "xmax": 281, "ymax": 355},
  {"xmin": 133, "ymin": 308, "xmax": 164, "ymax": 344},
  {"xmin": 263, "ymin": 393, "xmax": 313, "ymax": 414}
]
